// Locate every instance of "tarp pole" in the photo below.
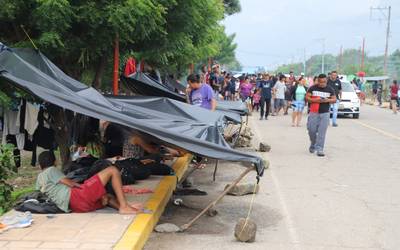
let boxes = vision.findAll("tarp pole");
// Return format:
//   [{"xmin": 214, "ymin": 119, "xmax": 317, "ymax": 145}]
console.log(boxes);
[{"xmin": 113, "ymin": 33, "xmax": 119, "ymax": 95}]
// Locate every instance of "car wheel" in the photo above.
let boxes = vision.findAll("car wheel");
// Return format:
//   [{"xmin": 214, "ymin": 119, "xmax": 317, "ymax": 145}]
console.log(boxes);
[{"xmin": 353, "ymin": 113, "xmax": 359, "ymax": 119}]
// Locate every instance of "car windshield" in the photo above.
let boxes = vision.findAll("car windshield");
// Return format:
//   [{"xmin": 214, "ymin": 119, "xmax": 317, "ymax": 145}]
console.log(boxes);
[{"xmin": 341, "ymin": 82, "xmax": 355, "ymax": 92}]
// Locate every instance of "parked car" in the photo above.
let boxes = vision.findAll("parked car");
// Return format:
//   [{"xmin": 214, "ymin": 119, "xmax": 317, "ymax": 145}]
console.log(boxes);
[{"xmin": 332, "ymin": 81, "xmax": 360, "ymax": 119}]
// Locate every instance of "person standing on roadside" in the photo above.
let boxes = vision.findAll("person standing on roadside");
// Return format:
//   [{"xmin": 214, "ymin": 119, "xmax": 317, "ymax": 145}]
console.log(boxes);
[
  {"xmin": 240, "ymin": 77, "xmax": 253, "ymax": 102},
  {"xmin": 222, "ymin": 75, "xmax": 231, "ymax": 100},
  {"xmin": 291, "ymin": 78, "xmax": 308, "ymax": 127},
  {"xmin": 327, "ymin": 71, "xmax": 341, "ymax": 127},
  {"xmin": 372, "ymin": 80, "xmax": 378, "ymax": 101},
  {"xmin": 284, "ymin": 76, "xmax": 294, "ymax": 115},
  {"xmin": 377, "ymin": 81, "xmax": 383, "ymax": 106},
  {"xmin": 306, "ymin": 74, "xmax": 336, "ymax": 157},
  {"xmin": 258, "ymin": 74, "xmax": 273, "ymax": 120},
  {"xmin": 186, "ymin": 74, "xmax": 216, "ymax": 111},
  {"xmin": 390, "ymin": 80, "xmax": 399, "ymax": 114},
  {"xmin": 272, "ymin": 75, "xmax": 287, "ymax": 116}
]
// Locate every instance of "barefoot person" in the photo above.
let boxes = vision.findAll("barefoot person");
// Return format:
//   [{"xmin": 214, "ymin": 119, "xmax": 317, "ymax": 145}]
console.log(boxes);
[
  {"xmin": 36, "ymin": 151, "xmax": 141, "ymax": 214},
  {"xmin": 306, "ymin": 74, "xmax": 336, "ymax": 157}
]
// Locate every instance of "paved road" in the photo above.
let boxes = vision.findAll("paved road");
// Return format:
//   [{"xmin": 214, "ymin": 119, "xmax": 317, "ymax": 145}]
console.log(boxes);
[{"xmin": 145, "ymin": 105, "xmax": 400, "ymax": 250}]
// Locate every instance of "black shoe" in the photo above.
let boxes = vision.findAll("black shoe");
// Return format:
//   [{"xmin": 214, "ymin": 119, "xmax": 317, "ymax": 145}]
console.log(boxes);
[
  {"xmin": 259, "ymin": 117, "xmax": 263, "ymax": 120},
  {"xmin": 317, "ymin": 151, "xmax": 325, "ymax": 157},
  {"xmin": 309, "ymin": 147, "xmax": 315, "ymax": 154},
  {"xmin": 265, "ymin": 117, "xmax": 268, "ymax": 120},
  {"xmin": 332, "ymin": 123, "xmax": 338, "ymax": 127}
]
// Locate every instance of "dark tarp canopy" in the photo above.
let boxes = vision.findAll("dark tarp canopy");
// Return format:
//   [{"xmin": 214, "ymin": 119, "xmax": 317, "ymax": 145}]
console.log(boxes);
[
  {"xmin": 121, "ymin": 72, "xmax": 186, "ymax": 102},
  {"xmin": 107, "ymin": 96, "xmax": 241, "ymax": 124},
  {"xmin": 164, "ymin": 76, "xmax": 187, "ymax": 93},
  {"xmin": 217, "ymin": 100, "xmax": 249, "ymax": 116},
  {"xmin": 0, "ymin": 45, "xmax": 264, "ymax": 175}
]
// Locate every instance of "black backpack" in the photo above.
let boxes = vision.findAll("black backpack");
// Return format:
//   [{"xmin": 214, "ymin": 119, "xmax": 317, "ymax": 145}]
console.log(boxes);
[{"xmin": 14, "ymin": 191, "xmax": 65, "ymax": 214}]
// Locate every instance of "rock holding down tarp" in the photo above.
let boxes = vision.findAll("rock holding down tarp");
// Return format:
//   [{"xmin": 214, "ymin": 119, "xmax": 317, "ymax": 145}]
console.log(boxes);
[
  {"xmin": 155, "ymin": 223, "xmax": 181, "ymax": 233},
  {"xmin": 234, "ymin": 218, "xmax": 257, "ymax": 242},
  {"xmin": 259, "ymin": 142, "xmax": 271, "ymax": 152},
  {"xmin": 225, "ymin": 183, "xmax": 259, "ymax": 196}
]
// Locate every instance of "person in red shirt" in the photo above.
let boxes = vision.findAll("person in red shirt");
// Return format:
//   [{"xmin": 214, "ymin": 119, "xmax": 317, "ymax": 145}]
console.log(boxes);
[{"xmin": 390, "ymin": 80, "xmax": 399, "ymax": 114}]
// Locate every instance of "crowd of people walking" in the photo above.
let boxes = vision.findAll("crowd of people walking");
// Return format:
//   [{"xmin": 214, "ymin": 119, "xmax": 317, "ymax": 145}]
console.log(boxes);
[{"xmin": 185, "ymin": 63, "xmax": 400, "ymax": 156}]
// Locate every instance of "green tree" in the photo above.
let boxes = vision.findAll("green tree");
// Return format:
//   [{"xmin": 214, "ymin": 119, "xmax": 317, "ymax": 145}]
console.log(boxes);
[
  {"xmin": 0, "ymin": 144, "xmax": 16, "ymax": 214},
  {"xmin": 0, "ymin": 0, "xmax": 242, "ymax": 167},
  {"xmin": 223, "ymin": 0, "xmax": 241, "ymax": 15}
]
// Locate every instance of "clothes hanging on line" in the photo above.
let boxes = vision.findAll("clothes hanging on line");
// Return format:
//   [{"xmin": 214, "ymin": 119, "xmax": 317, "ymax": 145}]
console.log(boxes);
[{"xmin": 24, "ymin": 102, "xmax": 40, "ymax": 136}]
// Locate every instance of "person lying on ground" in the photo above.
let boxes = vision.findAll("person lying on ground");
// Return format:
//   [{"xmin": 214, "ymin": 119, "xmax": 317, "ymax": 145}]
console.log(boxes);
[
  {"xmin": 123, "ymin": 132, "xmax": 184, "ymax": 160},
  {"xmin": 36, "ymin": 151, "xmax": 142, "ymax": 214}
]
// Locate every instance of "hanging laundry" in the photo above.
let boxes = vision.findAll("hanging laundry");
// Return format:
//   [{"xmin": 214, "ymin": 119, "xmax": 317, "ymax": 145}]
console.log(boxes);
[
  {"xmin": 24, "ymin": 102, "xmax": 40, "ymax": 135},
  {"xmin": 2, "ymin": 104, "xmax": 24, "ymax": 168},
  {"xmin": 124, "ymin": 57, "xmax": 136, "ymax": 77}
]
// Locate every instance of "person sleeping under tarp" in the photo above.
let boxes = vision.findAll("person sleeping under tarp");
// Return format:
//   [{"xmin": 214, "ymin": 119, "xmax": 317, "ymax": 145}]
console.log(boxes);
[
  {"xmin": 64, "ymin": 121, "xmax": 182, "ymax": 185},
  {"xmin": 15, "ymin": 119, "xmax": 184, "ymax": 214}
]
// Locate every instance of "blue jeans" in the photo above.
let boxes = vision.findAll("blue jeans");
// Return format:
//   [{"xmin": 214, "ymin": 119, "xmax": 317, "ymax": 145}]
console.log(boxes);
[{"xmin": 331, "ymin": 100, "xmax": 339, "ymax": 125}]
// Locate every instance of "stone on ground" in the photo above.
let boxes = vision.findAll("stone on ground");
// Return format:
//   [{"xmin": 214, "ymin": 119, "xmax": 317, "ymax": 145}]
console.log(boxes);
[
  {"xmin": 259, "ymin": 142, "xmax": 271, "ymax": 152},
  {"xmin": 225, "ymin": 183, "xmax": 259, "ymax": 196},
  {"xmin": 234, "ymin": 218, "xmax": 257, "ymax": 242},
  {"xmin": 154, "ymin": 223, "xmax": 181, "ymax": 233}
]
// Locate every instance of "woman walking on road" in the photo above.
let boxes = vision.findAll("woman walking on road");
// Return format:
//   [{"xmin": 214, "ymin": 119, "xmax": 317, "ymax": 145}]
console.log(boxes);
[
  {"xmin": 390, "ymin": 80, "xmax": 399, "ymax": 114},
  {"xmin": 291, "ymin": 78, "xmax": 307, "ymax": 127}
]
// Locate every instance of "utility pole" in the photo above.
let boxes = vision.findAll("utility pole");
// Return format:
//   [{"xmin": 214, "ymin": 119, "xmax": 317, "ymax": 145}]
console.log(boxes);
[
  {"xmin": 370, "ymin": 6, "xmax": 392, "ymax": 75},
  {"xmin": 322, "ymin": 39, "xmax": 325, "ymax": 74},
  {"xmin": 338, "ymin": 45, "xmax": 343, "ymax": 73},
  {"xmin": 359, "ymin": 45, "xmax": 362, "ymax": 72},
  {"xmin": 361, "ymin": 37, "xmax": 365, "ymax": 72},
  {"xmin": 303, "ymin": 48, "xmax": 307, "ymax": 75},
  {"xmin": 384, "ymin": 6, "xmax": 391, "ymax": 75}
]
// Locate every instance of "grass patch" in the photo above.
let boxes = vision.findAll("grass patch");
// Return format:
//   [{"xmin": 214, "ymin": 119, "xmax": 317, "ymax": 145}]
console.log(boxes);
[{"xmin": 11, "ymin": 185, "xmax": 36, "ymax": 202}]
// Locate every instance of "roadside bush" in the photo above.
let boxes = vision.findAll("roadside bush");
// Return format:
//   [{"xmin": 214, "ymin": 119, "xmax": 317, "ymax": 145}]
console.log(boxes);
[{"xmin": 0, "ymin": 143, "xmax": 16, "ymax": 215}]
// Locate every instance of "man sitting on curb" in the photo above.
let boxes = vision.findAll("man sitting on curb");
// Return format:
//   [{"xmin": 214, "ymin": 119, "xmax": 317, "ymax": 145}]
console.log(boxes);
[{"xmin": 36, "ymin": 151, "xmax": 142, "ymax": 214}]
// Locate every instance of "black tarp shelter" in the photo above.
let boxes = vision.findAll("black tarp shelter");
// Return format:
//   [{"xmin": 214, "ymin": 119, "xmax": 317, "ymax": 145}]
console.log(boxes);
[
  {"xmin": 217, "ymin": 100, "xmax": 249, "ymax": 116},
  {"xmin": 0, "ymin": 44, "xmax": 264, "ymax": 175},
  {"xmin": 107, "ymin": 96, "xmax": 241, "ymax": 125},
  {"xmin": 122, "ymin": 72, "xmax": 186, "ymax": 102},
  {"xmin": 164, "ymin": 76, "xmax": 187, "ymax": 93}
]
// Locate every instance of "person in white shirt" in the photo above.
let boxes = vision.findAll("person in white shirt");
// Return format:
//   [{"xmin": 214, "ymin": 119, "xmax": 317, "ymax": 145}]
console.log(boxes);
[{"xmin": 272, "ymin": 75, "xmax": 287, "ymax": 115}]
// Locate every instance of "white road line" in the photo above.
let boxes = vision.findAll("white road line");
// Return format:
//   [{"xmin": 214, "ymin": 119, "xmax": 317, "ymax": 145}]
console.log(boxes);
[
  {"xmin": 353, "ymin": 120, "xmax": 400, "ymax": 141},
  {"xmin": 252, "ymin": 118, "xmax": 302, "ymax": 250}
]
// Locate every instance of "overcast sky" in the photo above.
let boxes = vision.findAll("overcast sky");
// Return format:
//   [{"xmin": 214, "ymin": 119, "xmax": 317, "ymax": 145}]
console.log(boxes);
[{"xmin": 223, "ymin": 0, "xmax": 400, "ymax": 70}]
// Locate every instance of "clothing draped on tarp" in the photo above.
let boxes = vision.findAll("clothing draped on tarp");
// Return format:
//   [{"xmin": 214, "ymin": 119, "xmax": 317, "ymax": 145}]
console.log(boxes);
[
  {"xmin": 121, "ymin": 72, "xmax": 186, "ymax": 102},
  {"xmin": 0, "ymin": 45, "xmax": 265, "ymax": 175},
  {"xmin": 124, "ymin": 57, "xmax": 136, "ymax": 77}
]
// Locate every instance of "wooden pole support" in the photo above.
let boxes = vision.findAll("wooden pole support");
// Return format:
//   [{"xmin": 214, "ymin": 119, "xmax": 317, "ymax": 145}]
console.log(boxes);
[{"xmin": 212, "ymin": 160, "xmax": 219, "ymax": 182}]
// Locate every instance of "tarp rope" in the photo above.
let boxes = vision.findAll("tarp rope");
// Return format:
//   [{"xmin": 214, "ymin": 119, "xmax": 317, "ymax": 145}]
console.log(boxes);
[{"xmin": 20, "ymin": 25, "xmax": 38, "ymax": 50}]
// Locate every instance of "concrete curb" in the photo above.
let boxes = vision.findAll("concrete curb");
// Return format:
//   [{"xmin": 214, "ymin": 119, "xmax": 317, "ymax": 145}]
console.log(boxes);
[{"xmin": 113, "ymin": 154, "xmax": 192, "ymax": 250}]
